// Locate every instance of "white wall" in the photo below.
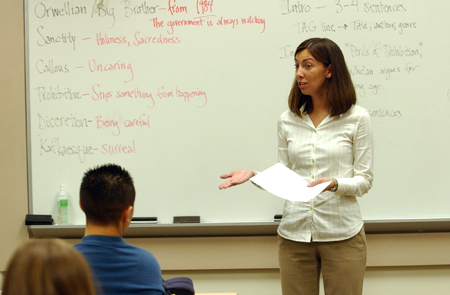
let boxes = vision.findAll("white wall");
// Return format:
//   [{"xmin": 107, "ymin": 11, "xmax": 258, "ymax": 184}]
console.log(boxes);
[
  {"xmin": 165, "ymin": 267, "xmax": 450, "ymax": 295},
  {"xmin": 3, "ymin": 267, "xmax": 450, "ymax": 294},
  {"xmin": 163, "ymin": 267, "xmax": 450, "ymax": 295}
]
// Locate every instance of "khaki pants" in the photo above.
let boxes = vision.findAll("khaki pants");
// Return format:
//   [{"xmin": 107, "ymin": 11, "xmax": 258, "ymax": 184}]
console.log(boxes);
[{"xmin": 278, "ymin": 227, "xmax": 367, "ymax": 295}]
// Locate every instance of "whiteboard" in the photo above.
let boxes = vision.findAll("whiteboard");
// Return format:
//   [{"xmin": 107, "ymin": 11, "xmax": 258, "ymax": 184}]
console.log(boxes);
[{"xmin": 26, "ymin": 0, "xmax": 450, "ymax": 225}]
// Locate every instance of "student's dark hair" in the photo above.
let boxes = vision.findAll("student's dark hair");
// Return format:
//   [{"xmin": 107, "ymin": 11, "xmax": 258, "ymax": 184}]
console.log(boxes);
[
  {"xmin": 288, "ymin": 38, "xmax": 356, "ymax": 118},
  {"xmin": 80, "ymin": 164, "xmax": 135, "ymax": 226}
]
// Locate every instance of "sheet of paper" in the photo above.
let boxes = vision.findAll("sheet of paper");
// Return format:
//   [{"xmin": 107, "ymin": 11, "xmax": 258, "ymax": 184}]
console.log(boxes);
[{"xmin": 250, "ymin": 163, "xmax": 331, "ymax": 202}]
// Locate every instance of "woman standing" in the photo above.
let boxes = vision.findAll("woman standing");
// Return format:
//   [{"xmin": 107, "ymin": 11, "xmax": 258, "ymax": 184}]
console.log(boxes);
[{"xmin": 219, "ymin": 38, "xmax": 374, "ymax": 295}]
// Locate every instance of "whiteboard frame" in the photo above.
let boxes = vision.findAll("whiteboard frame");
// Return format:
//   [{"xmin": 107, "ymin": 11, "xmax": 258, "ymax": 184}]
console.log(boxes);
[
  {"xmin": 23, "ymin": 0, "xmax": 450, "ymax": 230},
  {"xmin": 24, "ymin": 0, "xmax": 34, "ymax": 214}
]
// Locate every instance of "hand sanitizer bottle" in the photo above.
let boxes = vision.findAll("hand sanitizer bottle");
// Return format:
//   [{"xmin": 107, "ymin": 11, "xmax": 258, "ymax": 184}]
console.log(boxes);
[{"xmin": 57, "ymin": 185, "xmax": 68, "ymax": 225}]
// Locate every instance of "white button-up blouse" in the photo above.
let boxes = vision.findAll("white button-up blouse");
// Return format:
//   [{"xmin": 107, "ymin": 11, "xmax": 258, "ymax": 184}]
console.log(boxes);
[{"xmin": 277, "ymin": 104, "xmax": 374, "ymax": 242}]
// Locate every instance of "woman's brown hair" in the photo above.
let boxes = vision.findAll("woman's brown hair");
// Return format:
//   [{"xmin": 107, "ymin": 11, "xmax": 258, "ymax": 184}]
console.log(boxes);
[
  {"xmin": 1, "ymin": 239, "xmax": 97, "ymax": 295},
  {"xmin": 288, "ymin": 38, "xmax": 356, "ymax": 118}
]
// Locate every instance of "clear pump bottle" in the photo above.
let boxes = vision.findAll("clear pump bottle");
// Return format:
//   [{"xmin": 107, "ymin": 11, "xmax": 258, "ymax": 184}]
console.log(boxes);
[{"xmin": 57, "ymin": 185, "xmax": 68, "ymax": 225}]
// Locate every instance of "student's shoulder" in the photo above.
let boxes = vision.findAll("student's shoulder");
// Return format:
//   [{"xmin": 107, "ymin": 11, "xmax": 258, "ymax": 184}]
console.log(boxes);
[
  {"xmin": 124, "ymin": 242, "xmax": 158, "ymax": 260},
  {"xmin": 130, "ymin": 247, "xmax": 162, "ymax": 272}
]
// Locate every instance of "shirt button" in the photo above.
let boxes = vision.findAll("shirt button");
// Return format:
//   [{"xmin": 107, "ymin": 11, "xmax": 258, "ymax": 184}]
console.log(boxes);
[
  {"xmin": 312, "ymin": 159, "xmax": 315, "ymax": 163},
  {"xmin": 312, "ymin": 175, "xmax": 315, "ymax": 179}
]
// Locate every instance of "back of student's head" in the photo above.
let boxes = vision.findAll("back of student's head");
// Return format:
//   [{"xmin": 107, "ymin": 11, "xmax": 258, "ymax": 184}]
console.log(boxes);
[
  {"xmin": 1, "ymin": 239, "xmax": 96, "ymax": 295},
  {"xmin": 80, "ymin": 163, "xmax": 135, "ymax": 226}
]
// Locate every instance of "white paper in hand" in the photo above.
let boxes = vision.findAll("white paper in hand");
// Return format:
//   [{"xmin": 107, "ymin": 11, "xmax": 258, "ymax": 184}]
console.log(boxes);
[{"xmin": 250, "ymin": 163, "xmax": 331, "ymax": 202}]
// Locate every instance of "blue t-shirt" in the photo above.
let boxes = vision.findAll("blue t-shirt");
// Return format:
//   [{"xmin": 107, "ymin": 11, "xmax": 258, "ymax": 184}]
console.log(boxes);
[{"xmin": 74, "ymin": 235, "xmax": 165, "ymax": 295}]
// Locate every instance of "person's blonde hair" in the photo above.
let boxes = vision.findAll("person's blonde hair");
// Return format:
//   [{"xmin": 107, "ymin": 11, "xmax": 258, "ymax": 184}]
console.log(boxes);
[{"xmin": 1, "ymin": 239, "xmax": 97, "ymax": 295}]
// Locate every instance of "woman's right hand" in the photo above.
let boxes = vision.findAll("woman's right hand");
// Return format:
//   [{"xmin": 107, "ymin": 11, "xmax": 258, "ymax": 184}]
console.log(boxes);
[{"xmin": 219, "ymin": 170, "xmax": 256, "ymax": 190}]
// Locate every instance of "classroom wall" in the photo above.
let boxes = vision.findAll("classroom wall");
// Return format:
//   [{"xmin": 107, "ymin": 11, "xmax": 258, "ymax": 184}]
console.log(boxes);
[
  {"xmin": 1, "ymin": 0, "xmax": 449, "ymax": 294},
  {"xmin": 3, "ymin": 264, "xmax": 450, "ymax": 294},
  {"xmin": 0, "ymin": 0, "xmax": 29, "ymax": 271}
]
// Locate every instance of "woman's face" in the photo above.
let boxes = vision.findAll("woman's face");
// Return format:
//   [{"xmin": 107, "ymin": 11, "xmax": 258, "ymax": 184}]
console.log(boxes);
[{"xmin": 295, "ymin": 49, "xmax": 331, "ymax": 99}]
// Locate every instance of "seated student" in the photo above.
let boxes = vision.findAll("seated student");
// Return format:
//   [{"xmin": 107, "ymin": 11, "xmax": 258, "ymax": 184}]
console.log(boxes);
[
  {"xmin": 1, "ymin": 239, "xmax": 96, "ymax": 295},
  {"xmin": 74, "ymin": 164, "xmax": 166, "ymax": 295}
]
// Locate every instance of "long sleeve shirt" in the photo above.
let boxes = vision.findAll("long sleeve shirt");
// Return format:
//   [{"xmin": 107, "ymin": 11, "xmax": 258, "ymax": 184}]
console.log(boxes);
[
  {"xmin": 277, "ymin": 104, "xmax": 374, "ymax": 242},
  {"xmin": 74, "ymin": 235, "xmax": 165, "ymax": 295}
]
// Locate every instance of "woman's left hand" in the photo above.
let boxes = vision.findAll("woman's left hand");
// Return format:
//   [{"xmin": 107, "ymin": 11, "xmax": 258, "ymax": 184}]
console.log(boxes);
[{"xmin": 308, "ymin": 178, "xmax": 335, "ymax": 191}]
